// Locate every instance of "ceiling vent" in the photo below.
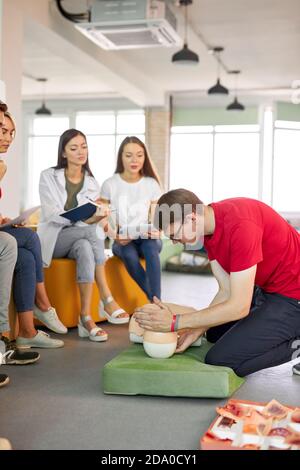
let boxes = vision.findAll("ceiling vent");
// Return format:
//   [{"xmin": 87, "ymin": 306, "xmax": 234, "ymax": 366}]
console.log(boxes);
[{"xmin": 75, "ymin": 0, "xmax": 182, "ymax": 50}]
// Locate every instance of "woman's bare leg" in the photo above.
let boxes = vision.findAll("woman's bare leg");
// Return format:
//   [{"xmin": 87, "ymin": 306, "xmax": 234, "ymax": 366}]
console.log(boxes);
[{"xmin": 95, "ymin": 265, "xmax": 128, "ymax": 319}]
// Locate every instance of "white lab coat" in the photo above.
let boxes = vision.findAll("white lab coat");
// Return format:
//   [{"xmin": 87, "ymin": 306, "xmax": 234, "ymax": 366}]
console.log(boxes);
[{"xmin": 37, "ymin": 167, "xmax": 101, "ymax": 267}]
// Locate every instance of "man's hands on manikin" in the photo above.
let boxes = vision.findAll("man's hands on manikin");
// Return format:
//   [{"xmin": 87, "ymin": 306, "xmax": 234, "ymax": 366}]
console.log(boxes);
[{"xmin": 176, "ymin": 328, "xmax": 206, "ymax": 353}]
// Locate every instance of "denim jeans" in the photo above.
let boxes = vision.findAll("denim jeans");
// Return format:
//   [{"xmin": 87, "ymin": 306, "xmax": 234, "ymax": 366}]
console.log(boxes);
[
  {"xmin": 0, "ymin": 232, "xmax": 17, "ymax": 332},
  {"xmin": 112, "ymin": 238, "xmax": 162, "ymax": 301},
  {"xmin": 0, "ymin": 227, "xmax": 44, "ymax": 313}
]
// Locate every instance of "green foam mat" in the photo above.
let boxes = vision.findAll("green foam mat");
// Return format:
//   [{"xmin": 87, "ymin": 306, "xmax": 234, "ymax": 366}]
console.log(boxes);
[{"xmin": 103, "ymin": 341, "xmax": 245, "ymax": 398}]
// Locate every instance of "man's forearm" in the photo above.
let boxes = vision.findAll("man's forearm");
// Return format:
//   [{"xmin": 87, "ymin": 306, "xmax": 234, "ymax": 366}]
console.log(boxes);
[
  {"xmin": 178, "ymin": 299, "xmax": 248, "ymax": 330},
  {"xmin": 209, "ymin": 288, "xmax": 230, "ymax": 308},
  {"xmin": 175, "ymin": 289, "xmax": 229, "ymax": 335},
  {"xmin": 185, "ymin": 289, "xmax": 229, "ymax": 335}
]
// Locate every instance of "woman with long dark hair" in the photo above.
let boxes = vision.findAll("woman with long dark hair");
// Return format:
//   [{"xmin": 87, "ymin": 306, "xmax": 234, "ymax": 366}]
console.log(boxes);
[
  {"xmin": 38, "ymin": 129, "xmax": 129, "ymax": 343},
  {"xmin": 101, "ymin": 136, "xmax": 163, "ymax": 301}
]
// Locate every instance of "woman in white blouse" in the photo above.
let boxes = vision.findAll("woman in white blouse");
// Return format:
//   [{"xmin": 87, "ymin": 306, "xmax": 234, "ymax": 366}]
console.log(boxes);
[
  {"xmin": 101, "ymin": 136, "xmax": 163, "ymax": 302},
  {"xmin": 38, "ymin": 129, "xmax": 129, "ymax": 343}
]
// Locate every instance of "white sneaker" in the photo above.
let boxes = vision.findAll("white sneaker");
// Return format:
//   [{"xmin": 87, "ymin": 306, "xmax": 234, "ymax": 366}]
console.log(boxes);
[
  {"xmin": 16, "ymin": 331, "xmax": 64, "ymax": 349},
  {"xmin": 33, "ymin": 306, "xmax": 68, "ymax": 334},
  {"xmin": 293, "ymin": 361, "xmax": 300, "ymax": 376}
]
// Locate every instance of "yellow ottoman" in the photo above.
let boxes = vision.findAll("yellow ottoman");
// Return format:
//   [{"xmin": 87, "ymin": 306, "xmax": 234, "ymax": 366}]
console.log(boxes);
[
  {"xmin": 44, "ymin": 257, "xmax": 148, "ymax": 328},
  {"xmin": 104, "ymin": 256, "xmax": 148, "ymax": 317}
]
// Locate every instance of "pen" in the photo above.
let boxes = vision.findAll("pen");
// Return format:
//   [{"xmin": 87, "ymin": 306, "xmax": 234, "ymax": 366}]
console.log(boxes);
[{"xmin": 87, "ymin": 198, "xmax": 117, "ymax": 211}]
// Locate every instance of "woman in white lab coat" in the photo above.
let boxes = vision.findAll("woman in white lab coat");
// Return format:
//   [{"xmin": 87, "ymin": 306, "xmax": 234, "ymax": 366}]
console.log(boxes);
[{"xmin": 38, "ymin": 129, "xmax": 129, "ymax": 343}]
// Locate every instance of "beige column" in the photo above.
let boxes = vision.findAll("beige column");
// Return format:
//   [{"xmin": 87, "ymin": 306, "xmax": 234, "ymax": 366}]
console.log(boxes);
[
  {"xmin": 0, "ymin": 0, "xmax": 6, "ymax": 100},
  {"xmin": 0, "ymin": 0, "xmax": 23, "ymax": 216},
  {"xmin": 145, "ymin": 105, "xmax": 171, "ymax": 192}
]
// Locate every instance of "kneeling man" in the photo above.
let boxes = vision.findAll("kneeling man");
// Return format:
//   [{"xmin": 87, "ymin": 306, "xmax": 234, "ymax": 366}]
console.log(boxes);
[{"xmin": 134, "ymin": 189, "xmax": 300, "ymax": 377}]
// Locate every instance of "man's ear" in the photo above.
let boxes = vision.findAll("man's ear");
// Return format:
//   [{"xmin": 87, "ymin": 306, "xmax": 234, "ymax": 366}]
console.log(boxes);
[{"xmin": 185, "ymin": 212, "xmax": 197, "ymax": 222}]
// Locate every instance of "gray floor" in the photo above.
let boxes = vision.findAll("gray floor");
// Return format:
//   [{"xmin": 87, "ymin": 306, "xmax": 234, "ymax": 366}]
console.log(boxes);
[{"xmin": 1, "ymin": 272, "xmax": 299, "ymax": 450}]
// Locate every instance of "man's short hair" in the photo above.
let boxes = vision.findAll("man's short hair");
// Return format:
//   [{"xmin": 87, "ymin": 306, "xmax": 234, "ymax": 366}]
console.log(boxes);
[
  {"xmin": 0, "ymin": 101, "xmax": 8, "ymax": 113},
  {"xmin": 154, "ymin": 188, "xmax": 203, "ymax": 232}
]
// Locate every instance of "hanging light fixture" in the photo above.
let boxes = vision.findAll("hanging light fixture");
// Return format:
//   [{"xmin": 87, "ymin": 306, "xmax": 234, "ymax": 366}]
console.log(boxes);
[
  {"xmin": 207, "ymin": 47, "xmax": 229, "ymax": 95},
  {"xmin": 227, "ymin": 71, "xmax": 245, "ymax": 111},
  {"xmin": 172, "ymin": 0, "xmax": 199, "ymax": 65},
  {"xmin": 35, "ymin": 78, "xmax": 52, "ymax": 116}
]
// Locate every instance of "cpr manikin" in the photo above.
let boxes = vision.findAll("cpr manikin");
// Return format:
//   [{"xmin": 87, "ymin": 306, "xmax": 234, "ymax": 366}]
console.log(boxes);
[{"xmin": 129, "ymin": 303, "xmax": 202, "ymax": 359}]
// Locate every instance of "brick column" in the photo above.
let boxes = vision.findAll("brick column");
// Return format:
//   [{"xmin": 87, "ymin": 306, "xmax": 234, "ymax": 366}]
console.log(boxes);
[{"xmin": 145, "ymin": 106, "xmax": 171, "ymax": 192}]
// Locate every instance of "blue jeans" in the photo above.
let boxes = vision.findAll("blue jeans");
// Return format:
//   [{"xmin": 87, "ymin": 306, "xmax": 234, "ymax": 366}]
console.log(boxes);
[
  {"xmin": 112, "ymin": 238, "xmax": 162, "ymax": 301},
  {"xmin": 0, "ymin": 227, "xmax": 44, "ymax": 313}
]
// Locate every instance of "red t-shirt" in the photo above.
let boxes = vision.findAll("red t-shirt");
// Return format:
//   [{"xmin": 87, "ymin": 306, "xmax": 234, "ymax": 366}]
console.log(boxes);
[{"xmin": 204, "ymin": 197, "xmax": 300, "ymax": 299}]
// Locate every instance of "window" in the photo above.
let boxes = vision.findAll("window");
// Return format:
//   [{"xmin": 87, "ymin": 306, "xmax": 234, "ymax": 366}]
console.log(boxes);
[
  {"xmin": 75, "ymin": 110, "xmax": 145, "ymax": 188},
  {"xmin": 116, "ymin": 111, "xmax": 145, "ymax": 134},
  {"xmin": 26, "ymin": 116, "xmax": 70, "ymax": 207},
  {"xmin": 170, "ymin": 125, "xmax": 260, "ymax": 203},
  {"xmin": 273, "ymin": 121, "xmax": 300, "ymax": 212},
  {"xmin": 213, "ymin": 127, "xmax": 260, "ymax": 200},
  {"xmin": 76, "ymin": 112, "xmax": 115, "ymax": 135},
  {"xmin": 170, "ymin": 127, "xmax": 213, "ymax": 203},
  {"xmin": 26, "ymin": 110, "xmax": 145, "ymax": 207}
]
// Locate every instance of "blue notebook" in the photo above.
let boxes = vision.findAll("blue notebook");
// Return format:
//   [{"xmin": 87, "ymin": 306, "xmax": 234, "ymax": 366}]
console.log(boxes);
[{"xmin": 60, "ymin": 202, "xmax": 98, "ymax": 223}]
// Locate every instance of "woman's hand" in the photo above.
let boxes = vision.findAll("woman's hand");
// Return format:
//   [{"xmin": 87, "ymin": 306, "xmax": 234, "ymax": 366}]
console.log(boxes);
[
  {"xmin": 116, "ymin": 237, "xmax": 131, "ymax": 246},
  {"xmin": 83, "ymin": 215, "xmax": 99, "ymax": 225},
  {"xmin": 0, "ymin": 216, "xmax": 11, "ymax": 226},
  {"xmin": 0, "ymin": 215, "xmax": 26, "ymax": 228},
  {"xmin": 0, "ymin": 160, "xmax": 7, "ymax": 182},
  {"xmin": 84, "ymin": 204, "xmax": 111, "ymax": 225},
  {"xmin": 91, "ymin": 199, "xmax": 111, "ymax": 217},
  {"xmin": 93, "ymin": 197, "xmax": 103, "ymax": 205},
  {"xmin": 13, "ymin": 222, "xmax": 27, "ymax": 228},
  {"xmin": 146, "ymin": 229, "xmax": 160, "ymax": 239},
  {"xmin": 95, "ymin": 204, "xmax": 110, "ymax": 218}
]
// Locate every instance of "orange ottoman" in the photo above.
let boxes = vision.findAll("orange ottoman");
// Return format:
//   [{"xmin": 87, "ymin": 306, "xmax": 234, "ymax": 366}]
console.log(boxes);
[{"xmin": 44, "ymin": 257, "xmax": 148, "ymax": 328}]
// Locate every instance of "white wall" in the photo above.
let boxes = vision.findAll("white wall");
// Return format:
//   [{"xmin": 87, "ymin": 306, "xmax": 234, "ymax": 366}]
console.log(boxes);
[
  {"xmin": 0, "ymin": 0, "xmax": 23, "ymax": 216},
  {"xmin": 0, "ymin": 0, "xmax": 6, "ymax": 100}
]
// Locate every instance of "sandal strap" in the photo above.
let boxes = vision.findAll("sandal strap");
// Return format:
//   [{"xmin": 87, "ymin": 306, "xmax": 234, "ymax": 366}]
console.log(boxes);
[
  {"xmin": 102, "ymin": 296, "xmax": 114, "ymax": 306},
  {"xmin": 89, "ymin": 326, "xmax": 105, "ymax": 337},
  {"xmin": 109, "ymin": 308, "xmax": 126, "ymax": 319},
  {"xmin": 81, "ymin": 315, "xmax": 92, "ymax": 323}
]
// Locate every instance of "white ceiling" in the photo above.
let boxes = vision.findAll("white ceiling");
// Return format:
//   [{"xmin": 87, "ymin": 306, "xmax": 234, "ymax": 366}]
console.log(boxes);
[
  {"xmin": 21, "ymin": 0, "xmax": 300, "ymax": 106},
  {"xmin": 22, "ymin": 36, "xmax": 115, "ymax": 97}
]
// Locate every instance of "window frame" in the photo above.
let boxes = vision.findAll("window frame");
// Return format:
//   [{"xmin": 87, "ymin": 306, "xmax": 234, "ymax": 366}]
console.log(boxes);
[
  {"xmin": 272, "ymin": 122, "xmax": 300, "ymax": 213},
  {"xmin": 23, "ymin": 108, "xmax": 145, "ymax": 208},
  {"xmin": 170, "ymin": 124, "xmax": 261, "ymax": 203}
]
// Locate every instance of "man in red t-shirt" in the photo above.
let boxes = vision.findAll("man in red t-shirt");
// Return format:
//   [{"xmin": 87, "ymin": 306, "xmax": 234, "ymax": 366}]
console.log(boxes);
[{"xmin": 134, "ymin": 189, "xmax": 300, "ymax": 377}]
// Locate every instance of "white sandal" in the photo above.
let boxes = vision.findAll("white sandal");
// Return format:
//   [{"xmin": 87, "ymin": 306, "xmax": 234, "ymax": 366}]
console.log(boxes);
[
  {"xmin": 100, "ymin": 296, "xmax": 129, "ymax": 325},
  {"xmin": 78, "ymin": 315, "xmax": 108, "ymax": 342}
]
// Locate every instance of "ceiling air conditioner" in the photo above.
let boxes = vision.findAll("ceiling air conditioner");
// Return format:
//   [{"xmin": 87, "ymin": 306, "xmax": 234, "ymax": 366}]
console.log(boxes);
[{"xmin": 75, "ymin": 0, "xmax": 182, "ymax": 50}]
